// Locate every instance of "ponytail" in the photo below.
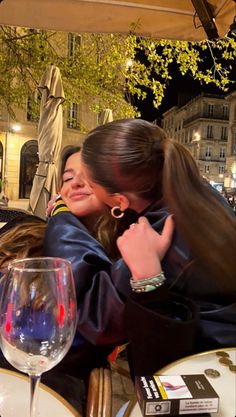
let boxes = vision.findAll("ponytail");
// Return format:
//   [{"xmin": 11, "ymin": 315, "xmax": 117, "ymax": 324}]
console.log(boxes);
[{"xmin": 163, "ymin": 140, "xmax": 236, "ymax": 292}]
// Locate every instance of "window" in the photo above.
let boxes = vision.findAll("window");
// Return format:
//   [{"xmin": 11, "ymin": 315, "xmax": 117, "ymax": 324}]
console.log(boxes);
[
  {"xmin": 67, "ymin": 103, "xmax": 80, "ymax": 129},
  {"xmin": 221, "ymin": 126, "xmax": 228, "ymax": 140},
  {"xmin": 68, "ymin": 33, "xmax": 81, "ymax": 59},
  {"xmin": 205, "ymin": 146, "xmax": 211, "ymax": 158},
  {"xmin": 207, "ymin": 125, "xmax": 213, "ymax": 138},
  {"xmin": 233, "ymin": 132, "xmax": 236, "ymax": 155},
  {"xmin": 223, "ymin": 105, "xmax": 228, "ymax": 118},
  {"xmin": 219, "ymin": 147, "xmax": 226, "ymax": 158},
  {"xmin": 186, "ymin": 130, "xmax": 190, "ymax": 143},
  {"xmin": 205, "ymin": 165, "xmax": 210, "ymax": 174},
  {"xmin": 189, "ymin": 129, "xmax": 193, "ymax": 142},
  {"xmin": 219, "ymin": 166, "xmax": 225, "ymax": 174},
  {"xmin": 208, "ymin": 104, "xmax": 214, "ymax": 117},
  {"xmin": 19, "ymin": 140, "xmax": 39, "ymax": 198}
]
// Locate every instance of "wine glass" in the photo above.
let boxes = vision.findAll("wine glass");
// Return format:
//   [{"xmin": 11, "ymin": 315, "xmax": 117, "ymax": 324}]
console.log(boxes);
[{"xmin": 0, "ymin": 257, "xmax": 77, "ymax": 417}]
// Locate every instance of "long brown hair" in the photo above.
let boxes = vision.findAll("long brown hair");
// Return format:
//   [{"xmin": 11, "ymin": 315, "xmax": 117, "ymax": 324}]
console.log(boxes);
[
  {"xmin": 0, "ymin": 218, "xmax": 46, "ymax": 270},
  {"xmin": 82, "ymin": 118, "xmax": 236, "ymax": 291}
]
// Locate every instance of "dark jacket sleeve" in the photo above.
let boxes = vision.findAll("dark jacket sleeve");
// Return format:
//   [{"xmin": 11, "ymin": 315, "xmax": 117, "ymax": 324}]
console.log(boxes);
[
  {"xmin": 43, "ymin": 212, "xmax": 132, "ymax": 346},
  {"xmin": 125, "ymin": 285, "xmax": 199, "ymax": 377}
]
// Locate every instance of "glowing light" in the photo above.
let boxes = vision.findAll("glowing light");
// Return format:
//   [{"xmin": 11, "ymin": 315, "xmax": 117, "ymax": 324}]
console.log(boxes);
[
  {"xmin": 193, "ymin": 132, "xmax": 201, "ymax": 142},
  {"xmin": 11, "ymin": 124, "xmax": 21, "ymax": 133},
  {"xmin": 126, "ymin": 59, "xmax": 133, "ymax": 69}
]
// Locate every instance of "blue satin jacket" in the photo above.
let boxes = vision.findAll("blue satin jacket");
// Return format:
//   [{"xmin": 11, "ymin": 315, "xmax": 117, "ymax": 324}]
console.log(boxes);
[{"xmin": 43, "ymin": 192, "xmax": 236, "ymax": 351}]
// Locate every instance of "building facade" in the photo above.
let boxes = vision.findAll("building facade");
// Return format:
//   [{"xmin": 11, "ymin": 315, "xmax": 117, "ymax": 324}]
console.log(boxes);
[
  {"xmin": 0, "ymin": 101, "xmax": 97, "ymax": 201},
  {"xmin": 224, "ymin": 91, "xmax": 236, "ymax": 192},
  {"xmin": 162, "ymin": 93, "xmax": 236, "ymax": 193},
  {"xmin": 0, "ymin": 32, "xmax": 100, "ymax": 201}
]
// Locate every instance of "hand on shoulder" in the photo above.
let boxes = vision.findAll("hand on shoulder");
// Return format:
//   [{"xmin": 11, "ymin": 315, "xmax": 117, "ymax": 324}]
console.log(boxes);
[{"xmin": 117, "ymin": 215, "xmax": 174, "ymax": 280}]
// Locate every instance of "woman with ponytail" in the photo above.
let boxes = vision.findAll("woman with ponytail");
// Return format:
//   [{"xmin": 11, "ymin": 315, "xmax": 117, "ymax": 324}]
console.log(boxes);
[
  {"xmin": 45, "ymin": 118, "xmax": 236, "ymax": 378},
  {"xmin": 79, "ymin": 118, "xmax": 236, "ymax": 375},
  {"xmin": 81, "ymin": 119, "xmax": 235, "ymax": 293}
]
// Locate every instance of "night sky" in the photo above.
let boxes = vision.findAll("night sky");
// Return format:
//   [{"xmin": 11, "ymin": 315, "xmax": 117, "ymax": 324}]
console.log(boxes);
[{"xmin": 136, "ymin": 64, "xmax": 233, "ymax": 123}]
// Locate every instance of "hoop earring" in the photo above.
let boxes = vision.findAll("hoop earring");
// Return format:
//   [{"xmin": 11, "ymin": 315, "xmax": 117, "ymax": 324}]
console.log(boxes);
[{"xmin": 111, "ymin": 206, "xmax": 124, "ymax": 219}]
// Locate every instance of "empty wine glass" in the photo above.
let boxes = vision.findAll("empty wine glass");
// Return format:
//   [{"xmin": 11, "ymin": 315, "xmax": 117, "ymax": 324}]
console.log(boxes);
[{"xmin": 0, "ymin": 257, "xmax": 77, "ymax": 417}]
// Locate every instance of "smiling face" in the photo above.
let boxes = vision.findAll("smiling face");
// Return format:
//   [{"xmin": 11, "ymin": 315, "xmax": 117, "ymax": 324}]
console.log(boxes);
[{"xmin": 60, "ymin": 152, "xmax": 104, "ymax": 219}]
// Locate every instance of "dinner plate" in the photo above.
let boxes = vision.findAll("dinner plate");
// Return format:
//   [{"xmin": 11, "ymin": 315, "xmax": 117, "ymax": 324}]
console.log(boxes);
[
  {"xmin": 129, "ymin": 348, "xmax": 236, "ymax": 417},
  {"xmin": 0, "ymin": 367, "xmax": 80, "ymax": 417},
  {"xmin": 158, "ymin": 348, "xmax": 236, "ymax": 417}
]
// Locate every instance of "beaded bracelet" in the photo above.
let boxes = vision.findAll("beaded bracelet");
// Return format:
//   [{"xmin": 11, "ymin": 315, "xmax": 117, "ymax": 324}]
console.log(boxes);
[{"xmin": 130, "ymin": 271, "xmax": 166, "ymax": 293}]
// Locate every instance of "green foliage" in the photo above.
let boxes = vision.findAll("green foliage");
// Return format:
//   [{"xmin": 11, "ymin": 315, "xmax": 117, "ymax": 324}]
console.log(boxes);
[
  {"xmin": 126, "ymin": 35, "xmax": 236, "ymax": 111},
  {"xmin": 0, "ymin": 25, "xmax": 236, "ymax": 121}
]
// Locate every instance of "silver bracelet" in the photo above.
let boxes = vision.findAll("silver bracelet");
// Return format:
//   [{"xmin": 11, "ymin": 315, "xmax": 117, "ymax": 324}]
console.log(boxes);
[{"xmin": 130, "ymin": 271, "xmax": 166, "ymax": 292}]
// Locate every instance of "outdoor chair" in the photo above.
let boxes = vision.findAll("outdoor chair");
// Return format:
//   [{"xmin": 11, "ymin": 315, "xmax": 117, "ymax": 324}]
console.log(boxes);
[
  {"xmin": 86, "ymin": 367, "xmax": 112, "ymax": 417},
  {"xmin": 0, "ymin": 207, "xmax": 32, "ymax": 223}
]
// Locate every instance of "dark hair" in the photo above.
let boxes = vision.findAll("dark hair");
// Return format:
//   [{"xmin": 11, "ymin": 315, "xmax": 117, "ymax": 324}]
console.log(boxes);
[
  {"xmin": 57, "ymin": 145, "xmax": 81, "ymax": 190},
  {"xmin": 82, "ymin": 119, "xmax": 165, "ymax": 200},
  {"xmin": 82, "ymin": 118, "xmax": 236, "ymax": 291}
]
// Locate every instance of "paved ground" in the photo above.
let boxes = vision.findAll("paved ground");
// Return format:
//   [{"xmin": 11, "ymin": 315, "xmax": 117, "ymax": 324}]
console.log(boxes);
[{"xmin": 8, "ymin": 199, "xmax": 29, "ymax": 210}]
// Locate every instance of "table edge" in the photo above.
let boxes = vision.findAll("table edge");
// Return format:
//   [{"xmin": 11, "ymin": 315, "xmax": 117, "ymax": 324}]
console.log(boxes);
[
  {"xmin": 155, "ymin": 346, "xmax": 236, "ymax": 374},
  {"xmin": 0, "ymin": 367, "xmax": 81, "ymax": 417}
]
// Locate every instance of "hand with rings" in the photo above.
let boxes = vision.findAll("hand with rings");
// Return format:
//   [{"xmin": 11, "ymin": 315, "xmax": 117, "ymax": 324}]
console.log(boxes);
[
  {"xmin": 117, "ymin": 215, "xmax": 175, "ymax": 280},
  {"xmin": 46, "ymin": 194, "xmax": 58, "ymax": 217}
]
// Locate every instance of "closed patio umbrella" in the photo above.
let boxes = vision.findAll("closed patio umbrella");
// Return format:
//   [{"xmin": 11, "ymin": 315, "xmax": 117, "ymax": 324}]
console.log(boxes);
[
  {"xmin": 29, "ymin": 65, "xmax": 65, "ymax": 219},
  {"xmin": 98, "ymin": 108, "xmax": 113, "ymax": 125}
]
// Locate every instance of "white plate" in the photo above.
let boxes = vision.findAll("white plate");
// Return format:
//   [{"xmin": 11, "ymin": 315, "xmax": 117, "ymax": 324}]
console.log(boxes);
[
  {"xmin": 0, "ymin": 367, "xmax": 80, "ymax": 417},
  {"xmin": 129, "ymin": 348, "xmax": 236, "ymax": 417},
  {"xmin": 159, "ymin": 348, "xmax": 236, "ymax": 417}
]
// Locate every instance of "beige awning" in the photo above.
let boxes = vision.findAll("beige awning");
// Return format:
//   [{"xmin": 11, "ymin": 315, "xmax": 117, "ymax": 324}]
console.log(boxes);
[{"xmin": 0, "ymin": 1, "xmax": 234, "ymax": 41}]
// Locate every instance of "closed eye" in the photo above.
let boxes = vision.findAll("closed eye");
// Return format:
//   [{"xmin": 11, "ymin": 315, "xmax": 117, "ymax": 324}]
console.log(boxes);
[{"xmin": 62, "ymin": 176, "xmax": 73, "ymax": 183}]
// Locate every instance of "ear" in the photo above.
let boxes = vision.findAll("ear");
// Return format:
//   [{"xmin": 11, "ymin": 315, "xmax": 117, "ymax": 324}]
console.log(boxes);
[{"xmin": 115, "ymin": 194, "xmax": 130, "ymax": 212}]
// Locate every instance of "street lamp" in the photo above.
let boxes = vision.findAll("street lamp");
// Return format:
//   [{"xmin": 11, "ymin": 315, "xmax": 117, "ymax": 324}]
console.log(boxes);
[
  {"xmin": 11, "ymin": 124, "xmax": 21, "ymax": 133},
  {"xmin": 125, "ymin": 58, "xmax": 133, "ymax": 105},
  {"xmin": 126, "ymin": 59, "xmax": 133, "ymax": 69},
  {"xmin": 3, "ymin": 121, "xmax": 21, "ymax": 198}
]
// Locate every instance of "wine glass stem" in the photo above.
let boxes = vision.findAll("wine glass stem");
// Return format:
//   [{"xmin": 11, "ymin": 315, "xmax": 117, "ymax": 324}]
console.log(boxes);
[{"xmin": 29, "ymin": 374, "xmax": 41, "ymax": 417}]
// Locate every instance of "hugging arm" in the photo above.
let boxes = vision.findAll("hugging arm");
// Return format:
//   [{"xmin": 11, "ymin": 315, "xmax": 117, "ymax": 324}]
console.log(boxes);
[{"xmin": 43, "ymin": 212, "xmax": 131, "ymax": 346}]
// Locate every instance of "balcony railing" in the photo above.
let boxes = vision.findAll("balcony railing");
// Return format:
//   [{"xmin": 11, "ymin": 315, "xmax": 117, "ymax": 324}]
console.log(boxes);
[
  {"xmin": 183, "ymin": 111, "xmax": 229, "ymax": 126},
  {"xmin": 198, "ymin": 156, "xmax": 226, "ymax": 162}
]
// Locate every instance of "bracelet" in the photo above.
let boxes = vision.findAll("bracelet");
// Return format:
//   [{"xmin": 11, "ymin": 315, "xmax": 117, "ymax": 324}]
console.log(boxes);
[{"xmin": 130, "ymin": 271, "xmax": 166, "ymax": 293}]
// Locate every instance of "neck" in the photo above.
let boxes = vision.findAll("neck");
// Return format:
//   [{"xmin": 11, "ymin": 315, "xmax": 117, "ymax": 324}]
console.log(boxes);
[
  {"xmin": 82, "ymin": 213, "xmax": 100, "ymax": 233},
  {"xmin": 124, "ymin": 192, "xmax": 152, "ymax": 213}
]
